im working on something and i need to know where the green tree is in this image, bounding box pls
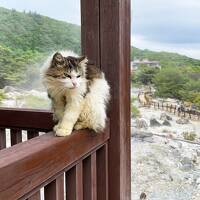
[134,66,160,85]
[153,68,188,99]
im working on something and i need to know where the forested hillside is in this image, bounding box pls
[0,7,80,87]
[131,47,200,68]
[0,6,200,88]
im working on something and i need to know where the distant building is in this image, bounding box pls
[131,59,161,72]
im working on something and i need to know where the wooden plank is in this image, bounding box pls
[99,1,131,200]
[0,108,53,131]
[27,130,39,140]
[27,191,40,200]
[0,128,6,150]
[11,129,22,146]
[76,162,83,200]
[0,125,109,200]
[81,0,100,66]
[83,153,97,200]
[96,144,108,200]
[66,162,83,200]
[44,174,64,200]
[81,0,131,198]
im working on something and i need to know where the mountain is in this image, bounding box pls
[0,6,200,88]
[131,47,200,68]
[0,7,81,53]
[0,7,81,88]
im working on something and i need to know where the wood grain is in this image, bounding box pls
[81,0,131,199]
[0,127,109,200]
[0,128,6,150]
[44,174,64,200]
[66,162,83,200]
[0,108,53,131]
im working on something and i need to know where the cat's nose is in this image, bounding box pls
[72,82,77,87]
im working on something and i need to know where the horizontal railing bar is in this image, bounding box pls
[21,141,107,200]
[0,108,53,131]
[0,123,109,200]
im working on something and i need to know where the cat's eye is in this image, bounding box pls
[77,75,81,78]
[64,74,71,78]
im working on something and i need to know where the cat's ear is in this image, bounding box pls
[77,56,88,66]
[52,52,64,65]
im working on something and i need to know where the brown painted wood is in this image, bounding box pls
[66,167,77,200]
[0,128,6,150]
[81,0,100,66]
[81,0,131,199]
[27,130,39,140]
[66,162,83,200]
[0,126,109,200]
[83,153,97,200]
[27,191,40,200]
[97,143,108,200]
[44,174,64,200]
[100,1,131,199]
[76,162,83,200]
[11,129,22,146]
[0,108,53,131]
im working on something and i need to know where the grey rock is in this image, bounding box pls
[160,113,172,121]
[176,118,189,125]
[180,157,194,171]
[162,120,171,126]
[135,118,148,129]
[168,141,182,149]
[3,86,24,93]
[132,131,153,139]
[150,118,161,127]
[196,178,200,185]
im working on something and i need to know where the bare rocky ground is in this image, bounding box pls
[131,106,200,200]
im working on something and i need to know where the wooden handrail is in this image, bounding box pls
[0,125,109,200]
[0,108,53,131]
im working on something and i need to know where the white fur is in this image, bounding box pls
[42,52,110,136]
[76,77,110,132]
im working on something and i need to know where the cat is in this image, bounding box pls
[42,52,110,137]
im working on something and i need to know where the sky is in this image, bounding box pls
[1,0,200,59]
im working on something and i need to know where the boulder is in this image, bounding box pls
[160,113,172,121]
[176,118,189,125]
[162,120,171,126]
[131,131,153,139]
[150,118,161,127]
[168,141,182,149]
[3,86,24,93]
[135,118,148,129]
[180,157,194,171]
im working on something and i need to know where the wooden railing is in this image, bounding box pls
[0,108,110,200]
[140,101,200,121]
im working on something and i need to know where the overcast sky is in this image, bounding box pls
[1,0,200,59]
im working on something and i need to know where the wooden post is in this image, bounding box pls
[81,0,131,199]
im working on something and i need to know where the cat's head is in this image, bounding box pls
[46,52,88,89]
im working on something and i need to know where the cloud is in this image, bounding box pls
[1,0,200,58]
[132,0,200,44]
[0,0,81,25]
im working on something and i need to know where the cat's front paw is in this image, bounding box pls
[55,127,72,137]
[53,124,59,132]
[74,122,87,130]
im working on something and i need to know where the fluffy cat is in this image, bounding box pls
[42,52,110,136]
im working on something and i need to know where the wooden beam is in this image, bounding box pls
[100,1,131,199]
[44,174,64,200]
[81,0,131,199]
[0,108,53,131]
[81,0,100,66]
[0,127,109,200]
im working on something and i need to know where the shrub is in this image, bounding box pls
[182,131,197,141]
